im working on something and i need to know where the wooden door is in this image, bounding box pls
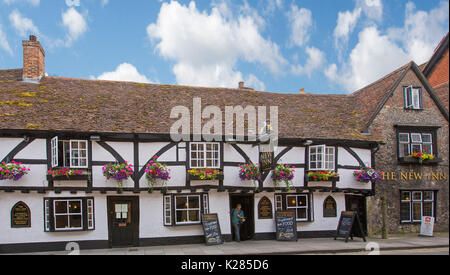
[107,197,139,248]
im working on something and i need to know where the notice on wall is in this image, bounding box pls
[11,201,31,228]
[420,217,435,237]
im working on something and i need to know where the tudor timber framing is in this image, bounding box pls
[0,129,377,195]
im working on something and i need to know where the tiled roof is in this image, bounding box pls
[0,74,374,141]
[433,82,449,112]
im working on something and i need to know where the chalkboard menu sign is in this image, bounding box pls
[275,210,297,242]
[11,201,31,228]
[258,197,273,219]
[334,211,366,243]
[202,214,224,246]
[259,151,274,172]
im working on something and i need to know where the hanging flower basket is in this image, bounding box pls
[47,168,90,181]
[0,161,30,181]
[187,169,224,181]
[145,156,171,193]
[102,162,134,192]
[353,167,384,184]
[239,163,261,190]
[272,164,295,190]
[307,171,340,182]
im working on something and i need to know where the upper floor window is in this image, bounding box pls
[190,142,220,169]
[398,132,434,158]
[309,145,335,171]
[51,137,88,168]
[404,86,423,110]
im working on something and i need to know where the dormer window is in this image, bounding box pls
[404,86,423,110]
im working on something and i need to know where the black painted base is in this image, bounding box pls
[0,230,337,254]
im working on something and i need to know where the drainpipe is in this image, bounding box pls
[381,197,388,239]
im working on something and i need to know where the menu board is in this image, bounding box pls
[11,201,31,228]
[275,210,297,242]
[258,197,273,219]
[202,214,224,246]
[334,211,366,243]
[420,217,435,237]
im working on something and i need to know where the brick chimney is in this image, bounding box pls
[300,88,305,94]
[22,35,45,81]
[239,81,245,89]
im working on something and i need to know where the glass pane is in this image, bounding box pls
[423,191,433,201]
[55,215,68,229]
[71,159,79,167]
[188,196,199,209]
[411,144,422,153]
[80,159,87,167]
[55,201,68,214]
[176,197,188,209]
[423,202,433,217]
[422,144,433,155]
[287,196,296,207]
[422,134,432,143]
[176,210,188,223]
[191,144,197,151]
[69,215,82,228]
[401,192,411,201]
[297,208,307,220]
[297,196,307,207]
[80,142,87,149]
[206,144,212,150]
[72,150,79,158]
[399,133,409,143]
[411,133,422,143]
[80,150,87,158]
[412,202,422,221]
[189,210,200,222]
[206,159,213,167]
[413,192,422,201]
[69,201,81,214]
[400,202,411,221]
[71,142,78,149]
[399,144,410,157]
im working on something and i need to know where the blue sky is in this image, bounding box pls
[0,0,448,94]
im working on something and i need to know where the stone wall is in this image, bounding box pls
[367,69,449,236]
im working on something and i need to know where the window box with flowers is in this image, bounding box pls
[47,168,90,181]
[307,171,340,182]
[102,162,134,192]
[238,163,261,190]
[187,169,224,181]
[271,164,295,190]
[399,151,441,165]
[0,161,30,181]
[353,167,384,184]
[145,156,171,193]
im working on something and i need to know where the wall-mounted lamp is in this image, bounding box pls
[303,140,313,146]
[23,135,30,142]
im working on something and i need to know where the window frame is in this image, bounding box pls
[275,193,312,222]
[309,145,335,171]
[163,193,210,226]
[44,197,95,232]
[189,142,221,169]
[404,86,423,110]
[286,194,309,222]
[397,128,438,159]
[400,190,436,224]
[53,199,83,231]
[51,137,89,169]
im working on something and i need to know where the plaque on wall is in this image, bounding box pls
[11,201,31,228]
[259,151,274,172]
[258,196,273,219]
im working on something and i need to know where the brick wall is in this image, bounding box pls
[428,49,449,88]
[367,69,449,235]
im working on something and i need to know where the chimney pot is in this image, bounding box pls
[300,88,305,94]
[29,35,36,41]
[239,81,245,89]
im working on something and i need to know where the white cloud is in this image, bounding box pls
[0,24,13,55]
[101,0,108,6]
[65,0,80,7]
[263,0,283,15]
[9,9,39,37]
[286,4,313,47]
[356,0,383,21]
[326,1,449,93]
[291,46,326,78]
[95,63,152,83]
[62,7,87,46]
[147,1,286,89]
[2,0,40,6]
[333,8,362,55]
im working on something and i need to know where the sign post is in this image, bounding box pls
[334,211,366,243]
[420,216,435,237]
[275,210,298,242]
[201,214,224,246]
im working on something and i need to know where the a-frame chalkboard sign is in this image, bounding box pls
[201,214,224,246]
[334,211,366,243]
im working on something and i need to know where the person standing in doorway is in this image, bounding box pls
[231,204,245,242]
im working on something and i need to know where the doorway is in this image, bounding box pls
[229,194,255,241]
[107,196,140,248]
[345,195,367,235]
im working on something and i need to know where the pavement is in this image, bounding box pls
[8,232,449,255]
